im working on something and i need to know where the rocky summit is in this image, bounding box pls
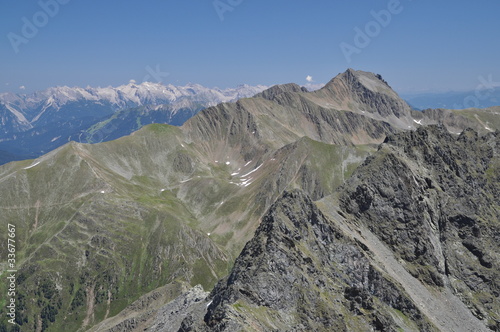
[0,70,499,332]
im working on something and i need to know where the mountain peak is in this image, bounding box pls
[309,69,412,127]
[255,83,308,100]
[324,69,394,96]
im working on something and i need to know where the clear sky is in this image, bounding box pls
[1,0,499,94]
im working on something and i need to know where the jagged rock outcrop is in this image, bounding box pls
[147,285,210,332]
[169,126,498,332]
[178,190,436,332]
[339,125,500,330]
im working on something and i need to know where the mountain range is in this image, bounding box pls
[0,69,498,331]
[2,78,499,167]
[0,82,268,164]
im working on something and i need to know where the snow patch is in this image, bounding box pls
[23,161,40,170]
[225,161,230,165]
[238,178,254,187]
[51,136,61,142]
[413,119,422,125]
[5,104,29,124]
[240,163,262,178]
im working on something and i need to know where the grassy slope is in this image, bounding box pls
[0,117,375,331]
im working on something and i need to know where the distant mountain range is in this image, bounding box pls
[0,82,268,164]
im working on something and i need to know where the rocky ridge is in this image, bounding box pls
[152,126,498,331]
[339,125,500,329]
[177,190,436,331]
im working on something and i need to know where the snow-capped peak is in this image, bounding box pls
[0,81,269,124]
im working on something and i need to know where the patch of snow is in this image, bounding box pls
[413,119,422,125]
[239,163,262,178]
[485,126,493,132]
[23,161,40,170]
[225,161,230,165]
[100,190,105,193]
[207,233,211,236]
[231,172,239,176]
[244,160,252,167]
[160,189,166,192]
[5,104,30,124]
[238,178,253,187]
[206,300,213,307]
[51,136,61,142]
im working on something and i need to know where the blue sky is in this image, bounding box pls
[1,0,499,94]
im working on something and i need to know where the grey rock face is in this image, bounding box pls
[339,125,500,329]
[179,190,435,331]
[147,285,209,332]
